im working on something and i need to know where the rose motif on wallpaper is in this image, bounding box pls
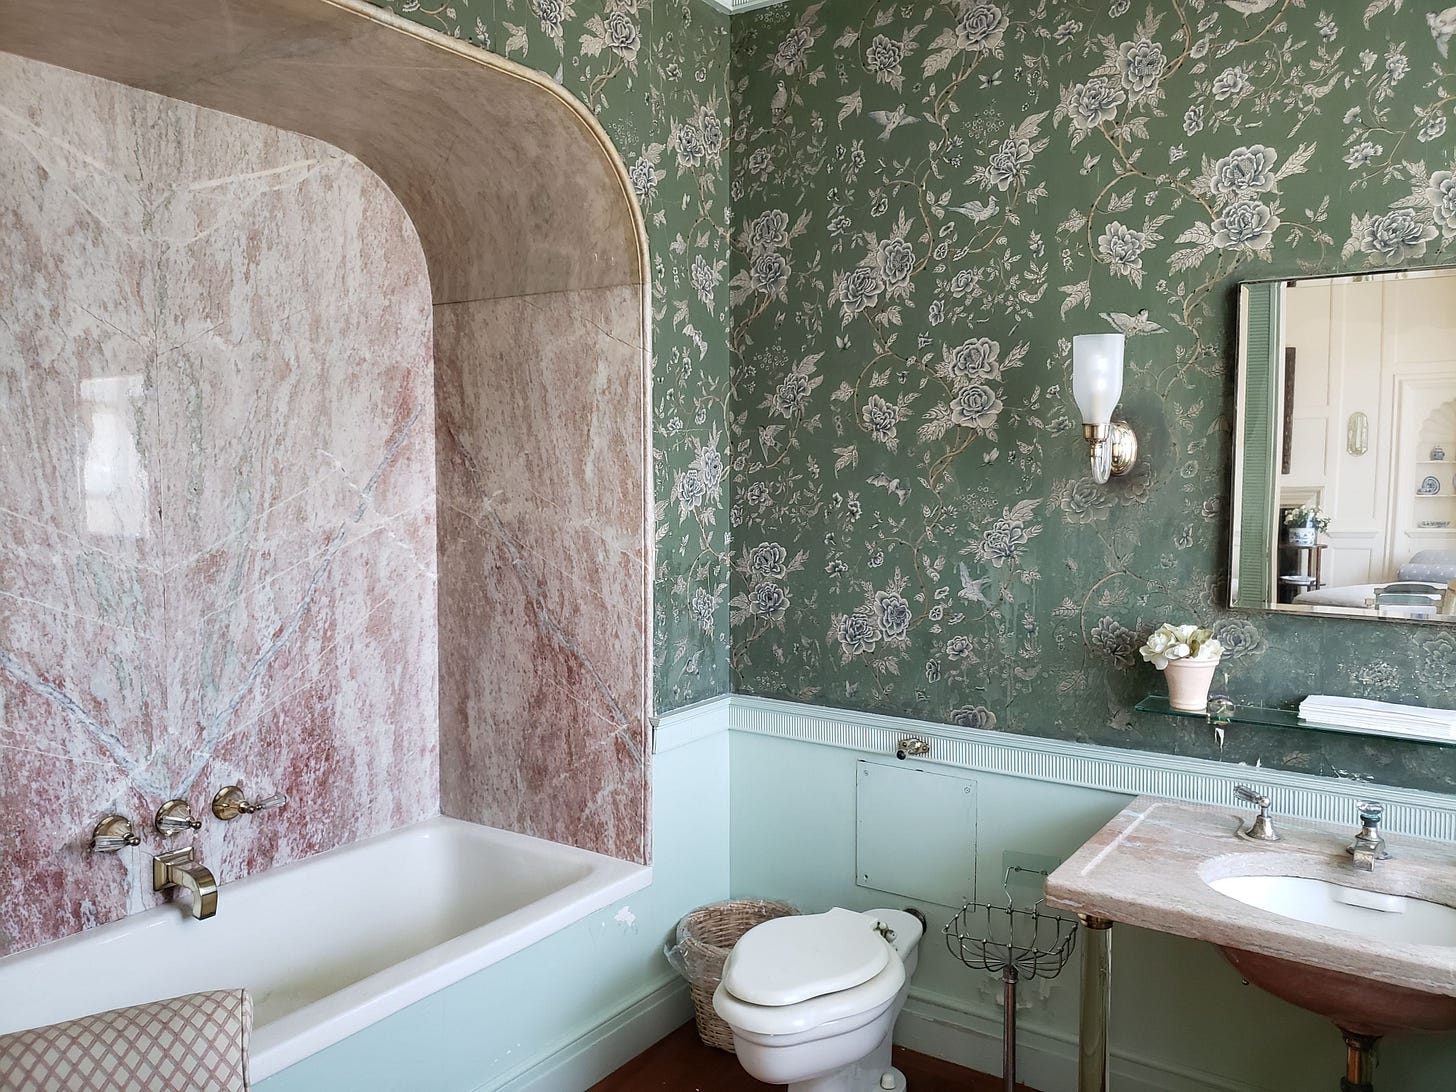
[1347,208,1439,263]
[1210,619,1269,662]
[1430,171,1456,233]
[1090,617,1140,668]
[747,542,790,581]
[1208,145,1278,198]
[1211,200,1280,251]
[838,263,887,318]
[1060,77,1126,135]
[529,0,569,39]
[764,357,824,418]
[950,706,998,730]
[943,338,1002,385]
[628,149,665,205]
[949,384,1003,431]
[1118,37,1166,96]
[1418,634,1456,691]
[968,501,1041,569]
[748,581,790,623]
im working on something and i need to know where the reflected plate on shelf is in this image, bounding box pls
[1419,475,1443,496]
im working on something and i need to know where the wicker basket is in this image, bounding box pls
[668,898,798,1052]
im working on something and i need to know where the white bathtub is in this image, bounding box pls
[0,818,650,1080]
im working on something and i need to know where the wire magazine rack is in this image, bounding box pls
[945,867,1079,1092]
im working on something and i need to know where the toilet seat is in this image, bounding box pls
[723,907,892,1006]
[712,957,906,1037]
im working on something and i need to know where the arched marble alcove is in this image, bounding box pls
[2,0,653,931]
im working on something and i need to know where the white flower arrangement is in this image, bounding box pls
[1139,623,1223,670]
[1283,504,1330,532]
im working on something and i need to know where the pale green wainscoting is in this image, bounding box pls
[257,704,730,1092]
[262,697,1456,1091]
[727,698,1456,1092]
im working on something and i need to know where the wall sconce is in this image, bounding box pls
[1072,333,1138,485]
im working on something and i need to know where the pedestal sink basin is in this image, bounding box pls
[1204,875,1456,1036]
[1206,875,1456,947]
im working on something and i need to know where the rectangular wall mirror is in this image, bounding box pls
[1231,267,1456,622]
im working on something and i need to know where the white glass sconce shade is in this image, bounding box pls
[1071,333,1136,485]
[1072,334,1125,426]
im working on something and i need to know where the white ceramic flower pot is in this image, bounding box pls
[1164,657,1220,712]
[1289,526,1317,547]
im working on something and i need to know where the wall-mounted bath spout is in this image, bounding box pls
[152,847,218,920]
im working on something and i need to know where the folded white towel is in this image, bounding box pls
[1299,695,1456,741]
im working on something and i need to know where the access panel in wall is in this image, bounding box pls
[855,761,976,909]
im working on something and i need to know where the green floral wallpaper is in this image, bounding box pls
[380,0,733,710]
[728,0,1456,791]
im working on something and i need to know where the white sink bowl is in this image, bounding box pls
[1207,875,1456,947]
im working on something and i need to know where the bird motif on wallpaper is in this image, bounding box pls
[868,474,910,504]
[1431,7,1456,57]
[949,196,1000,223]
[1099,309,1167,336]
[1222,0,1280,12]
[959,563,993,606]
[869,106,919,141]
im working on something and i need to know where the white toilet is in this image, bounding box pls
[711,907,924,1092]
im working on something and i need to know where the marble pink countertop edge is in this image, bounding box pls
[1045,795,1456,998]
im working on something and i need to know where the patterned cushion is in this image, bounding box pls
[1398,550,1456,584]
[0,990,251,1092]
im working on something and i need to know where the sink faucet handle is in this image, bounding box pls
[91,814,142,853]
[1233,784,1269,808]
[155,799,203,838]
[211,784,287,822]
[1233,784,1280,842]
[1357,800,1385,827]
[1347,800,1391,869]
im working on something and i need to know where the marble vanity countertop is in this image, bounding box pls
[1045,796,1456,998]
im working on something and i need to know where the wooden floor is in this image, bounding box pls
[591,1021,1034,1091]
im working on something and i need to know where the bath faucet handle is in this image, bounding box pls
[1233,784,1280,842]
[1347,800,1391,869]
[91,815,142,853]
[211,784,287,822]
[155,799,203,838]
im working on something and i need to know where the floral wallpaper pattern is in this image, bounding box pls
[377,0,733,710]
[729,0,1456,791]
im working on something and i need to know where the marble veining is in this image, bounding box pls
[0,53,438,956]
[436,284,651,865]
[1046,797,1456,999]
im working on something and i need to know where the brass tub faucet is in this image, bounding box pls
[153,845,218,920]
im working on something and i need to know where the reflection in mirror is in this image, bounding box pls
[1231,268,1456,622]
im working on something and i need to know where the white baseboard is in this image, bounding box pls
[898,988,1270,1092]
[480,974,1265,1092]
[482,977,692,1092]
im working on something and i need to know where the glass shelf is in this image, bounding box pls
[1134,695,1456,746]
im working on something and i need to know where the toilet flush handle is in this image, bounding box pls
[896,737,930,760]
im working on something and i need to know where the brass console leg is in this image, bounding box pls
[1338,1028,1379,1092]
[1078,916,1114,1092]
